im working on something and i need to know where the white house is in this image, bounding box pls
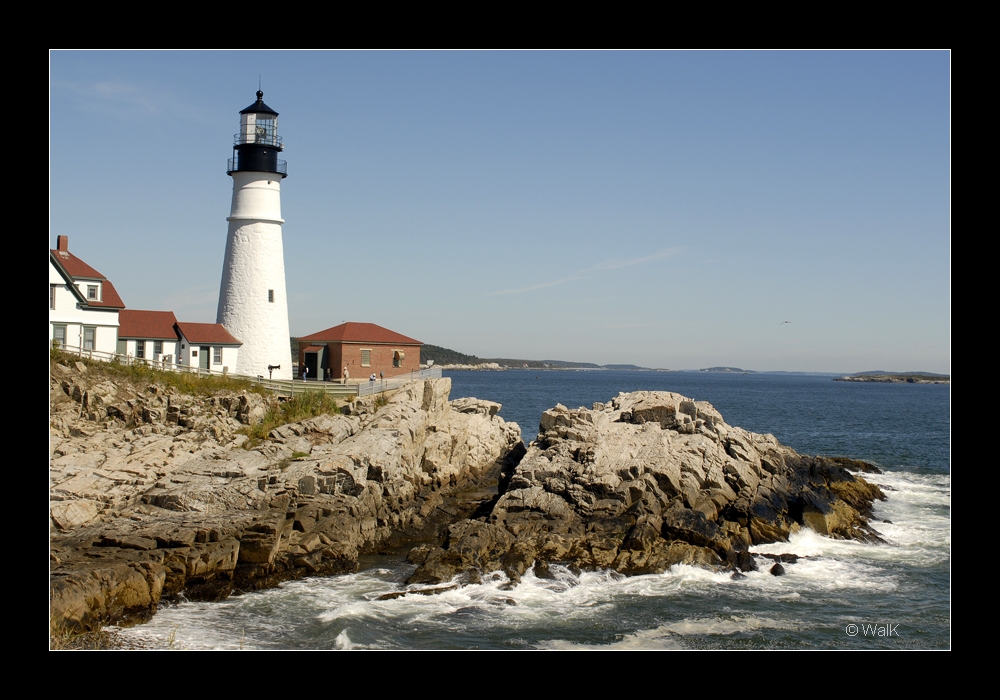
[175,322,242,374]
[49,236,125,356]
[117,309,181,366]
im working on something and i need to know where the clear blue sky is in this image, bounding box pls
[50,51,950,373]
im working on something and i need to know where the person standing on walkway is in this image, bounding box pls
[344,367,349,385]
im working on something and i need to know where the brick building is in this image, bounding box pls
[295,322,422,381]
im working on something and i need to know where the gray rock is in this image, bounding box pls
[50,370,522,632]
[410,391,885,584]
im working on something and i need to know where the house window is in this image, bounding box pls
[154,340,163,355]
[83,327,96,351]
[213,347,222,365]
[135,341,145,359]
[361,349,371,367]
[87,285,98,300]
[52,325,66,348]
[268,289,274,302]
[50,285,56,310]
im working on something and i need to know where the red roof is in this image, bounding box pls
[118,310,179,339]
[51,249,106,280]
[297,322,422,346]
[50,244,126,310]
[175,322,241,346]
[86,280,126,309]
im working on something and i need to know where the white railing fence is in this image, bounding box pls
[50,343,442,397]
[356,366,443,396]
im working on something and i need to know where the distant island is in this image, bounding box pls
[834,371,950,384]
[699,367,756,374]
[421,344,658,371]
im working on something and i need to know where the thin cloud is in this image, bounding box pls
[588,248,680,272]
[489,247,682,296]
[489,274,586,296]
[55,79,209,123]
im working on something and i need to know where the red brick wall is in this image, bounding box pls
[341,343,420,379]
[299,342,421,380]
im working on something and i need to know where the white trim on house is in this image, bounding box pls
[49,257,119,356]
[175,328,241,374]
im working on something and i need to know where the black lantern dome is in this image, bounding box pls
[227,90,287,178]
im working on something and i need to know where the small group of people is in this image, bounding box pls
[299,365,385,384]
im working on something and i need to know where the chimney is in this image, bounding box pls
[57,236,69,252]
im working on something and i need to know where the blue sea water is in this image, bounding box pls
[118,370,950,650]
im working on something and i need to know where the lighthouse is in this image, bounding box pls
[217,90,293,380]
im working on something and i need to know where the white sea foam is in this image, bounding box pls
[114,469,950,649]
[333,630,354,650]
[539,616,795,650]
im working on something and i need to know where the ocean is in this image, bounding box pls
[117,370,951,649]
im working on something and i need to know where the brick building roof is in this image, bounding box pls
[118,310,179,339]
[297,322,422,346]
[176,322,242,346]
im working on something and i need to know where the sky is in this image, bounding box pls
[49,51,950,373]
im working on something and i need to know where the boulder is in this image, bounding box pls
[410,391,885,583]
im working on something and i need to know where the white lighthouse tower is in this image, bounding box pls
[217,90,293,380]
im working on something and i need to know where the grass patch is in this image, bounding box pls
[51,348,268,398]
[239,391,340,447]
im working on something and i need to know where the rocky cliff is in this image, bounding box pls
[51,361,886,634]
[408,391,885,584]
[49,360,521,632]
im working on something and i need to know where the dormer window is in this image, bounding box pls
[87,285,98,300]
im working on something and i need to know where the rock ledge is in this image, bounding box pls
[409,391,885,584]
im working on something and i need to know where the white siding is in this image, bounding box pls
[175,330,239,373]
[217,172,292,380]
[122,338,181,366]
[220,345,240,374]
[50,261,118,355]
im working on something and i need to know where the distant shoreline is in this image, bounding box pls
[436,364,673,372]
[834,373,950,384]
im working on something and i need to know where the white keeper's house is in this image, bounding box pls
[51,236,243,372]
[116,310,181,365]
[49,236,125,356]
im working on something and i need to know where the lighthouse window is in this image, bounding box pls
[268,289,274,303]
[255,118,275,144]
